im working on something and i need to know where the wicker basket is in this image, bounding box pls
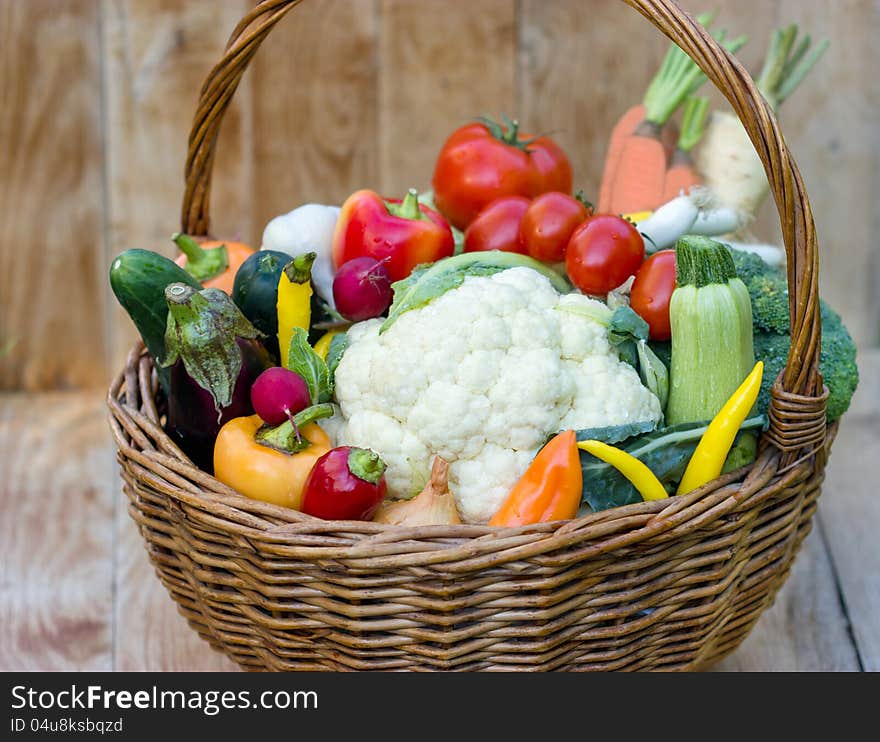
[107,0,833,671]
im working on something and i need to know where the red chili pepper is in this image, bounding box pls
[489,430,582,527]
[331,189,455,282]
[301,447,388,521]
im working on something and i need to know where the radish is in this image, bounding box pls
[332,257,393,322]
[250,367,311,425]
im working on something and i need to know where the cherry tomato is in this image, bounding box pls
[463,196,531,254]
[432,118,572,230]
[520,192,591,262]
[630,250,676,341]
[565,215,645,295]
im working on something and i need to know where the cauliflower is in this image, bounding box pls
[332,268,662,523]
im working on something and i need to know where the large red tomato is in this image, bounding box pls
[630,250,676,341]
[565,215,645,296]
[432,117,573,230]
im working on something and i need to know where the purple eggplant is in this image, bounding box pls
[162,283,272,472]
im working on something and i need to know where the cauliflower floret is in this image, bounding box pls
[332,268,662,523]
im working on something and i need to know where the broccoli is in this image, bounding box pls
[649,250,859,422]
[730,251,792,334]
[752,304,859,422]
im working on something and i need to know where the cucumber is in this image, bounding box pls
[231,249,291,361]
[109,248,201,392]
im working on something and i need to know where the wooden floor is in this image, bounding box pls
[2,351,876,672]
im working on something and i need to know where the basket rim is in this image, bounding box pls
[108,343,833,568]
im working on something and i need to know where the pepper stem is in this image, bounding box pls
[254,403,334,454]
[385,189,423,221]
[282,252,317,285]
[172,232,229,282]
[347,447,387,484]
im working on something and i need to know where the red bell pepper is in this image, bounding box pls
[331,189,455,282]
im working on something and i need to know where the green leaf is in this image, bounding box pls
[637,340,669,412]
[286,327,331,404]
[380,252,571,333]
[579,415,766,512]
[326,332,350,388]
[607,306,649,368]
[575,419,657,445]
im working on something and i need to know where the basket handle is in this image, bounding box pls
[181,0,826,453]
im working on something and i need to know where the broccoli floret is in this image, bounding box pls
[730,250,791,334]
[753,304,859,422]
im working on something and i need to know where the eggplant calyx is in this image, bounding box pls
[255,403,334,454]
[173,232,229,282]
[162,283,262,413]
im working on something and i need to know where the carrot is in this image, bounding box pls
[597,104,645,213]
[598,109,679,213]
[607,24,747,215]
[662,96,708,202]
[608,123,668,215]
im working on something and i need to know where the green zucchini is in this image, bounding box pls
[109,248,201,393]
[231,249,290,360]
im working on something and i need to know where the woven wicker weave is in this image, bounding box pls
[108,0,833,671]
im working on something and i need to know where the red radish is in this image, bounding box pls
[333,257,393,322]
[301,447,388,521]
[250,366,311,425]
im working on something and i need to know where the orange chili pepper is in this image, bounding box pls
[489,430,582,527]
[173,232,254,295]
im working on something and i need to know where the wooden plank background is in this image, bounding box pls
[1,0,877,671]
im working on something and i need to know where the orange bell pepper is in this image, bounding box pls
[173,232,254,295]
[213,409,332,510]
[489,430,582,527]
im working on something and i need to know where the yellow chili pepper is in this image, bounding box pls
[577,440,668,502]
[677,361,764,495]
[313,329,343,361]
[277,252,315,367]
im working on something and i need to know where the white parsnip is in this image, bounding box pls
[696,25,828,220]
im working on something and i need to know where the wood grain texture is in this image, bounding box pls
[0,0,108,391]
[518,0,669,200]
[773,0,880,348]
[378,0,516,195]
[249,0,379,238]
[0,393,113,671]
[102,0,253,375]
[114,496,239,671]
[704,1,879,347]
[818,348,880,670]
